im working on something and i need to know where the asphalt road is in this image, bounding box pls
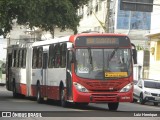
[0,85,160,120]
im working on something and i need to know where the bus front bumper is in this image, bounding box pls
[73,90,133,103]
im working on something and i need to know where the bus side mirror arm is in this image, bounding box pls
[131,43,137,64]
[69,50,75,63]
[132,49,137,64]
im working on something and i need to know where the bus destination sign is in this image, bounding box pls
[86,37,119,45]
[75,36,130,47]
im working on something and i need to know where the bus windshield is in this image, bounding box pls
[75,48,132,80]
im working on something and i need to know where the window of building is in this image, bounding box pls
[95,4,98,12]
[117,0,151,30]
[99,0,102,11]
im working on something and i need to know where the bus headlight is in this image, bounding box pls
[73,82,89,92]
[120,83,132,92]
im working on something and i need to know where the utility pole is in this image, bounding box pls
[105,0,110,33]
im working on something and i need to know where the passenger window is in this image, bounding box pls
[32,47,37,69]
[61,43,67,68]
[18,49,23,68]
[55,44,61,68]
[37,47,43,68]
[22,49,27,68]
[12,50,17,67]
[48,44,56,68]
[16,50,20,67]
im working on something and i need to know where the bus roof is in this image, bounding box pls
[23,33,130,47]
[32,36,71,47]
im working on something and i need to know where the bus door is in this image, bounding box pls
[6,53,12,90]
[42,52,48,100]
[66,50,73,100]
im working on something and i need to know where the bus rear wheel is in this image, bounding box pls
[36,85,43,103]
[108,102,119,111]
[13,83,20,98]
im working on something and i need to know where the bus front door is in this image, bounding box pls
[6,53,12,90]
[66,50,73,100]
[42,52,48,100]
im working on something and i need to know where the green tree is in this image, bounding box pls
[0,0,89,37]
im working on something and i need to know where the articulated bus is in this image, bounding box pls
[6,33,137,110]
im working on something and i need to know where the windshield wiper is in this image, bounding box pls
[108,47,119,61]
[88,48,92,65]
[88,48,93,71]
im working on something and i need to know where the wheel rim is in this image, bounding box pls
[37,89,40,101]
[13,85,16,95]
[61,89,64,105]
[140,94,143,104]
[13,86,16,93]
[37,86,41,102]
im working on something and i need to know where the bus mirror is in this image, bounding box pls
[132,49,137,64]
[131,43,137,64]
[69,50,75,63]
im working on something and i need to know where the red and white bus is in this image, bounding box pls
[6,33,137,110]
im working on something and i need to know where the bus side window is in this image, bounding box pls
[55,44,61,68]
[18,49,23,68]
[16,50,20,68]
[48,44,55,68]
[61,43,67,68]
[13,50,17,67]
[22,49,27,68]
[37,47,43,68]
[131,43,137,64]
[32,47,37,69]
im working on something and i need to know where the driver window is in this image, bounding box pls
[76,49,89,73]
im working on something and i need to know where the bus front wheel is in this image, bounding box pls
[108,102,119,111]
[75,102,89,107]
[60,87,67,107]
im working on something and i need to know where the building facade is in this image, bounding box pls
[146,0,160,80]
[7,20,74,46]
[77,0,151,48]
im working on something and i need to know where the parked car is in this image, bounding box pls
[133,79,160,106]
